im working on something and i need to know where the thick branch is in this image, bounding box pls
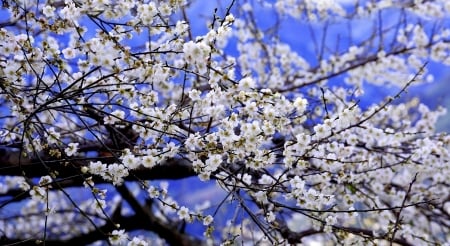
[0,148,196,183]
[276,219,414,246]
[115,185,204,246]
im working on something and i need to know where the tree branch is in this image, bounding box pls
[115,185,204,246]
[0,148,196,182]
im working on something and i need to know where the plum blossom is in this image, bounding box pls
[177,206,192,221]
[46,127,60,145]
[64,142,79,156]
[128,237,148,246]
[62,47,77,59]
[109,229,128,245]
[147,186,160,199]
[42,5,55,18]
[183,41,211,74]
[203,215,214,226]
[104,110,125,125]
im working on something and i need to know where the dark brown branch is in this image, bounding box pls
[0,148,196,181]
[115,185,204,246]
[276,219,414,246]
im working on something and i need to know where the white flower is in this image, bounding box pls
[258,174,274,185]
[290,176,305,190]
[293,97,308,114]
[174,21,189,36]
[46,127,60,145]
[39,176,52,186]
[203,215,214,226]
[313,123,331,140]
[42,5,55,18]
[325,215,337,225]
[324,215,337,233]
[188,89,201,101]
[225,14,234,24]
[204,154,222,172]
[266,212,276,223]
[147,186,160,198]
[177,206,191,221]
[65,142,79,156]
[142,155,157,168]
[104,110,125,125]
[121,153,139,170]
[62,47,77,59]
[89,161,107,175]
[183,41,211,73]
[158,3,172,16]
[127,237,148,246]
[238,77,255,91]
[107,163,129,185]
[241,173,252,185]
[254,191,268,204]
[30,186,46,201]
[198,172,211,181]
[109,229,128,245]
[137,2,158,25]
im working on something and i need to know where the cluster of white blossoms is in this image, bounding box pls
[0,0,449,245]
[274,0,346,20]
[183,41,212,75]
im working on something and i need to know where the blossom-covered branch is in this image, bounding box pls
[0,0,449,245]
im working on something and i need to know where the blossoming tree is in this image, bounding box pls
[0,0,449,245]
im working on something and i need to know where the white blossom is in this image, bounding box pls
[42,5,56,18]
[203,215,214,226]
[64,142,79,156]
[109,229,128,245]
